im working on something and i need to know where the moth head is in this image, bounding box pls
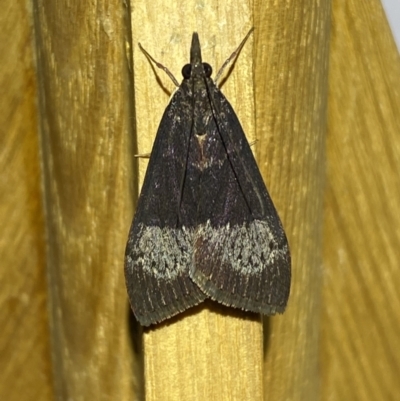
[181,63,213,79]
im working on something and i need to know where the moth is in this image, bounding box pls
[125,30,291,326]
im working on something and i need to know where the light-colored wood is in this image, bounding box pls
[322,0,400,400]
[8,0,400,399]
[0,1,53,400]
[34,0,138,400]
[130,2,266,400]
[144,307,263,401]
[131,2,256,185]
[254,1,330,400]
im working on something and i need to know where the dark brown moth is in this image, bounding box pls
[125,31,291,326]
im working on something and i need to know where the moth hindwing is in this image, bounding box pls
[125,31,291,326]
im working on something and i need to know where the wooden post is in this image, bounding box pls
[131,5,264,400]
[322,0,400,399]
[33,0,137,399]
[254,1,330,399]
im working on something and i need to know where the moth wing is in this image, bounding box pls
[125,89,206,327]
[191,85,291,315]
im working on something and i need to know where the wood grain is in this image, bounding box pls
[0,1,53,400]
[34,0,138,400]
[254,1,330,400]
[3,0,398,399]
[322,0,400,400]
[130,2,265,400]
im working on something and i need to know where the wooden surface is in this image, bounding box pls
[0,1,53,400]
[33,0,138,400]
[254,1,330,399]
[130,3,265,400]
[322,0,400,400]
[1,0,399,400]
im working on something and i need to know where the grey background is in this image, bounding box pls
[381,0,400,52]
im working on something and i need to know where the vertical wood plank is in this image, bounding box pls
[130,2,265,400]
[34,0,138,399]
[322,0,400,399]
[0,0,53,399]
[254,1,331,400]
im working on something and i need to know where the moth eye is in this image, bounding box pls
[203,63,212,77]
[182,64,192,79]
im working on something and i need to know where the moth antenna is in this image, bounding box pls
[214,28,254,84]
[138,43,180,87]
